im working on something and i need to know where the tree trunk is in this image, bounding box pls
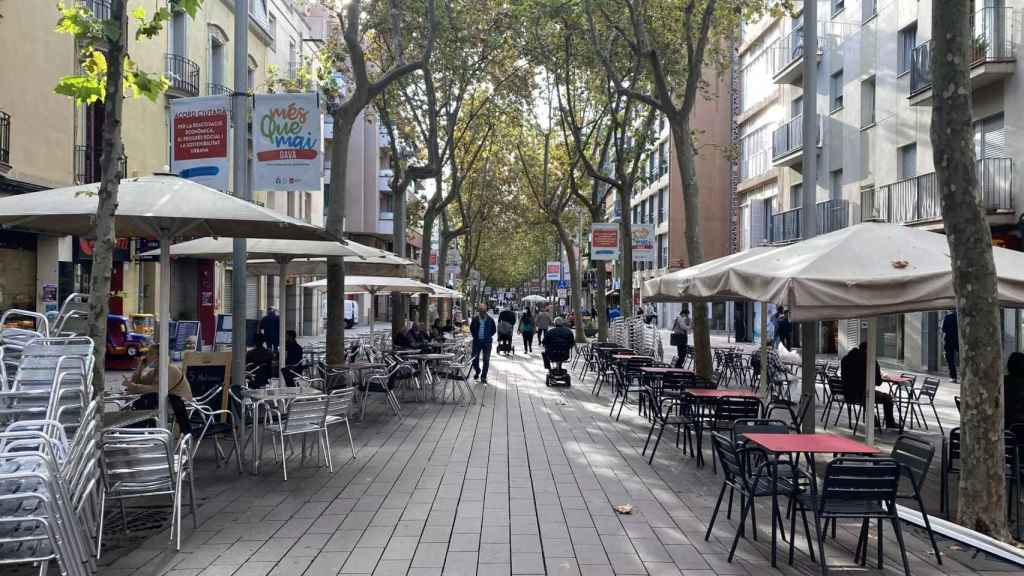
[87,0,127,394]
[325,108,358,365]
[418,199,437,326]
[595,260,608,341]
[617,187,633,317]
[932,0,1007,538]
[671,120,712,379]
[391,174,408,338]
[555,223,585,342]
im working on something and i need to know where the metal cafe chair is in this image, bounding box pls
[324,388,357,465]
[884,435,942,563]
[98,428,196,555]
[264,395,330,481]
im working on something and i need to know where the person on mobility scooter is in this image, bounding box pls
[542,317,575,387]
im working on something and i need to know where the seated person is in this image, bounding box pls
[840,342,897,428]
[430,318,445,341]
[543,317,576,370]
[1005,352,1024,427]
[123,349,193,435]
[283,330,304,387]
[394,323,416,349]
[408,323,430,347]
[245,335,275,388]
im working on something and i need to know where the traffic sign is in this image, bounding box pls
[557,288,567,298]
[557,280,568,289]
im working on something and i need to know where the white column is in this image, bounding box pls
[760,301,769,398]
[278,259,289,379]
[158,233,171,428]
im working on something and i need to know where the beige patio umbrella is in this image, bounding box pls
[302,275,435,336]
[427,283,463,299]
[143,237,413,376]
[0,175,329,425]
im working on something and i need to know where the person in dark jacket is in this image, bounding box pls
[470,304,497,383]
[394,323,415,349]
[283,330,303,386]
[245,335,275,388]
[942,311,959,381]
[543,317,576,370]
[777,309,793,350]
[841,342,897,428]
[258,308,281,352]
[1005,352,1024,427]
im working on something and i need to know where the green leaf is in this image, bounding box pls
[173,0,203,19]
[136,7,172,40]
[55,2,103,45]
[55,74,106,104]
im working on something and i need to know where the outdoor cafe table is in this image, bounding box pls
[406,353,456,402]
[684,388,763,467]
[328,362,385,391]
[242,385,322,474]
[742,433,881,567]
[883,373,916,432]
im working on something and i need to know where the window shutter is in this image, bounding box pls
[749,199,766,247]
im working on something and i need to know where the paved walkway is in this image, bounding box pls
[96,349,1016,576]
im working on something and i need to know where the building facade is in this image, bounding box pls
[735,0,1023,369]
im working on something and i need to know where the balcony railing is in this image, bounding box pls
[770,199,850,243]
[863,157,1013,224]
[910,7,1015,96]
[74,145,127,184]
[0,111,9,168]
[772,115,820,161]
[165,53,200,97]
[207,83,232,96]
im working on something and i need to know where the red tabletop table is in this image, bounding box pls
[741,433,879,567]
[685,388,760,399]
[639,367,693,375]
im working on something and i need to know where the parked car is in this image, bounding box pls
[106,315,150,370]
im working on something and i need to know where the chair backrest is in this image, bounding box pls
[711,432,746,484]
[284,395,328,431]
[947,427,961,471]
[920,376,940,399]
[820,457,901,512]
[891,434,934,491]
[101,428,176,493]
[899,373,918,387]
[714,396,763,426]
[327,388,355,419]
[733,419,789,441]
[826,375,845,397]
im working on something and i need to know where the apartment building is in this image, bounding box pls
[735,0,1023,370]
[631,76,734,330]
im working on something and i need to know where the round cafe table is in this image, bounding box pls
[406,353,456,401]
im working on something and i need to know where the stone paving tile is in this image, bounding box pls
[96,352,1009,576]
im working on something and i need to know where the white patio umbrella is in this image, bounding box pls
[648,222,1024,444]
[144,237,413,376]
[0,175,328,426]
[302,275,435,335]
[427,283,463,299]
[522,294,549,304]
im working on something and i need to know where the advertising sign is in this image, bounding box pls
[631,224,655,262]
[590,223,619,260]
[545,261,562,281]
[170,95,230,191]
[253,93,322,191]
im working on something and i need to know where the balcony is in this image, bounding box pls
[207,83,232,96]
[0,111,9,172]
[771,114,821,168]
[862,158,1013,225]
[379,169,393,191]
[770,28,822,85]
[165,54,200,97]
[909,7,1016,105]
[770,199,850,243]
[74,145,127,184]
[80,0,112,19]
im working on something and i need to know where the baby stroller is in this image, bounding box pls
[496,320,515,355]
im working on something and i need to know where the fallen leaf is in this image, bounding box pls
[892,259,909,269]
[613,504,633,514]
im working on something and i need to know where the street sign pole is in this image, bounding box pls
[230,0,250,394]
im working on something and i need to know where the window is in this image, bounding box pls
[247,66,255,92]
[304,192,313,224]
[897,143,917,180]
[633,205,639,225]
[789,183,802,208]
[288,39,297,79]
[740,36,774,112]
[657,234,666,269]
[898,23,917,76]
[647,197,655,225]
[658,142,667,176]
[860,76,876,128]
[171,10,187,58]
[973,113,1007,159]
[831,0,844,16]
[790,96,802,118]
[862,0,877,22]
[829,169,843,201]
[830,70,844,111]
[657,188,665,224]
[268,13,277,43]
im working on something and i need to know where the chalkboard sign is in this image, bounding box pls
[172,321,201,360]
[183,351,232,415]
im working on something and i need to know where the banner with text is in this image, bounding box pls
[590,223,619,260]
[253,93,322,191]
[631,224,655,262]
[545,261,562,281]
[170,96,230,191]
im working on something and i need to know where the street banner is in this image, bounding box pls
[429,251,438,273]
[253,93,322,191]
[590,223,619,260]
[632,224,655,262]
[546,261,562,281]
[170,95,229,191]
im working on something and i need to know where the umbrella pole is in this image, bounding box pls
[158,233,171,428]
[370,289,376,340]
[760,302,769,399]
[278,259,289,384]
[865,317,878,446]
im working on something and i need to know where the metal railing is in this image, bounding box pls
[74,144,127,184]
[769,28,806,77]
[165,53,200,97]
[770,206,801,243]
[772,114,820,161]
[207,83,232,96]
[863,157,1013,223]
[0,111,9,167]
[910,7,1015,96]
[769,199,849,243]
[80,0,111,19]
[288,60,299,80]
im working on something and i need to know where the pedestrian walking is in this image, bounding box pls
[519,309,535,353]
[942,310,959,381]
[470,303,496,383]
[258,308,280,352]
[777,309,793,350]
[671,308,692,368]
[536,306,552,347]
